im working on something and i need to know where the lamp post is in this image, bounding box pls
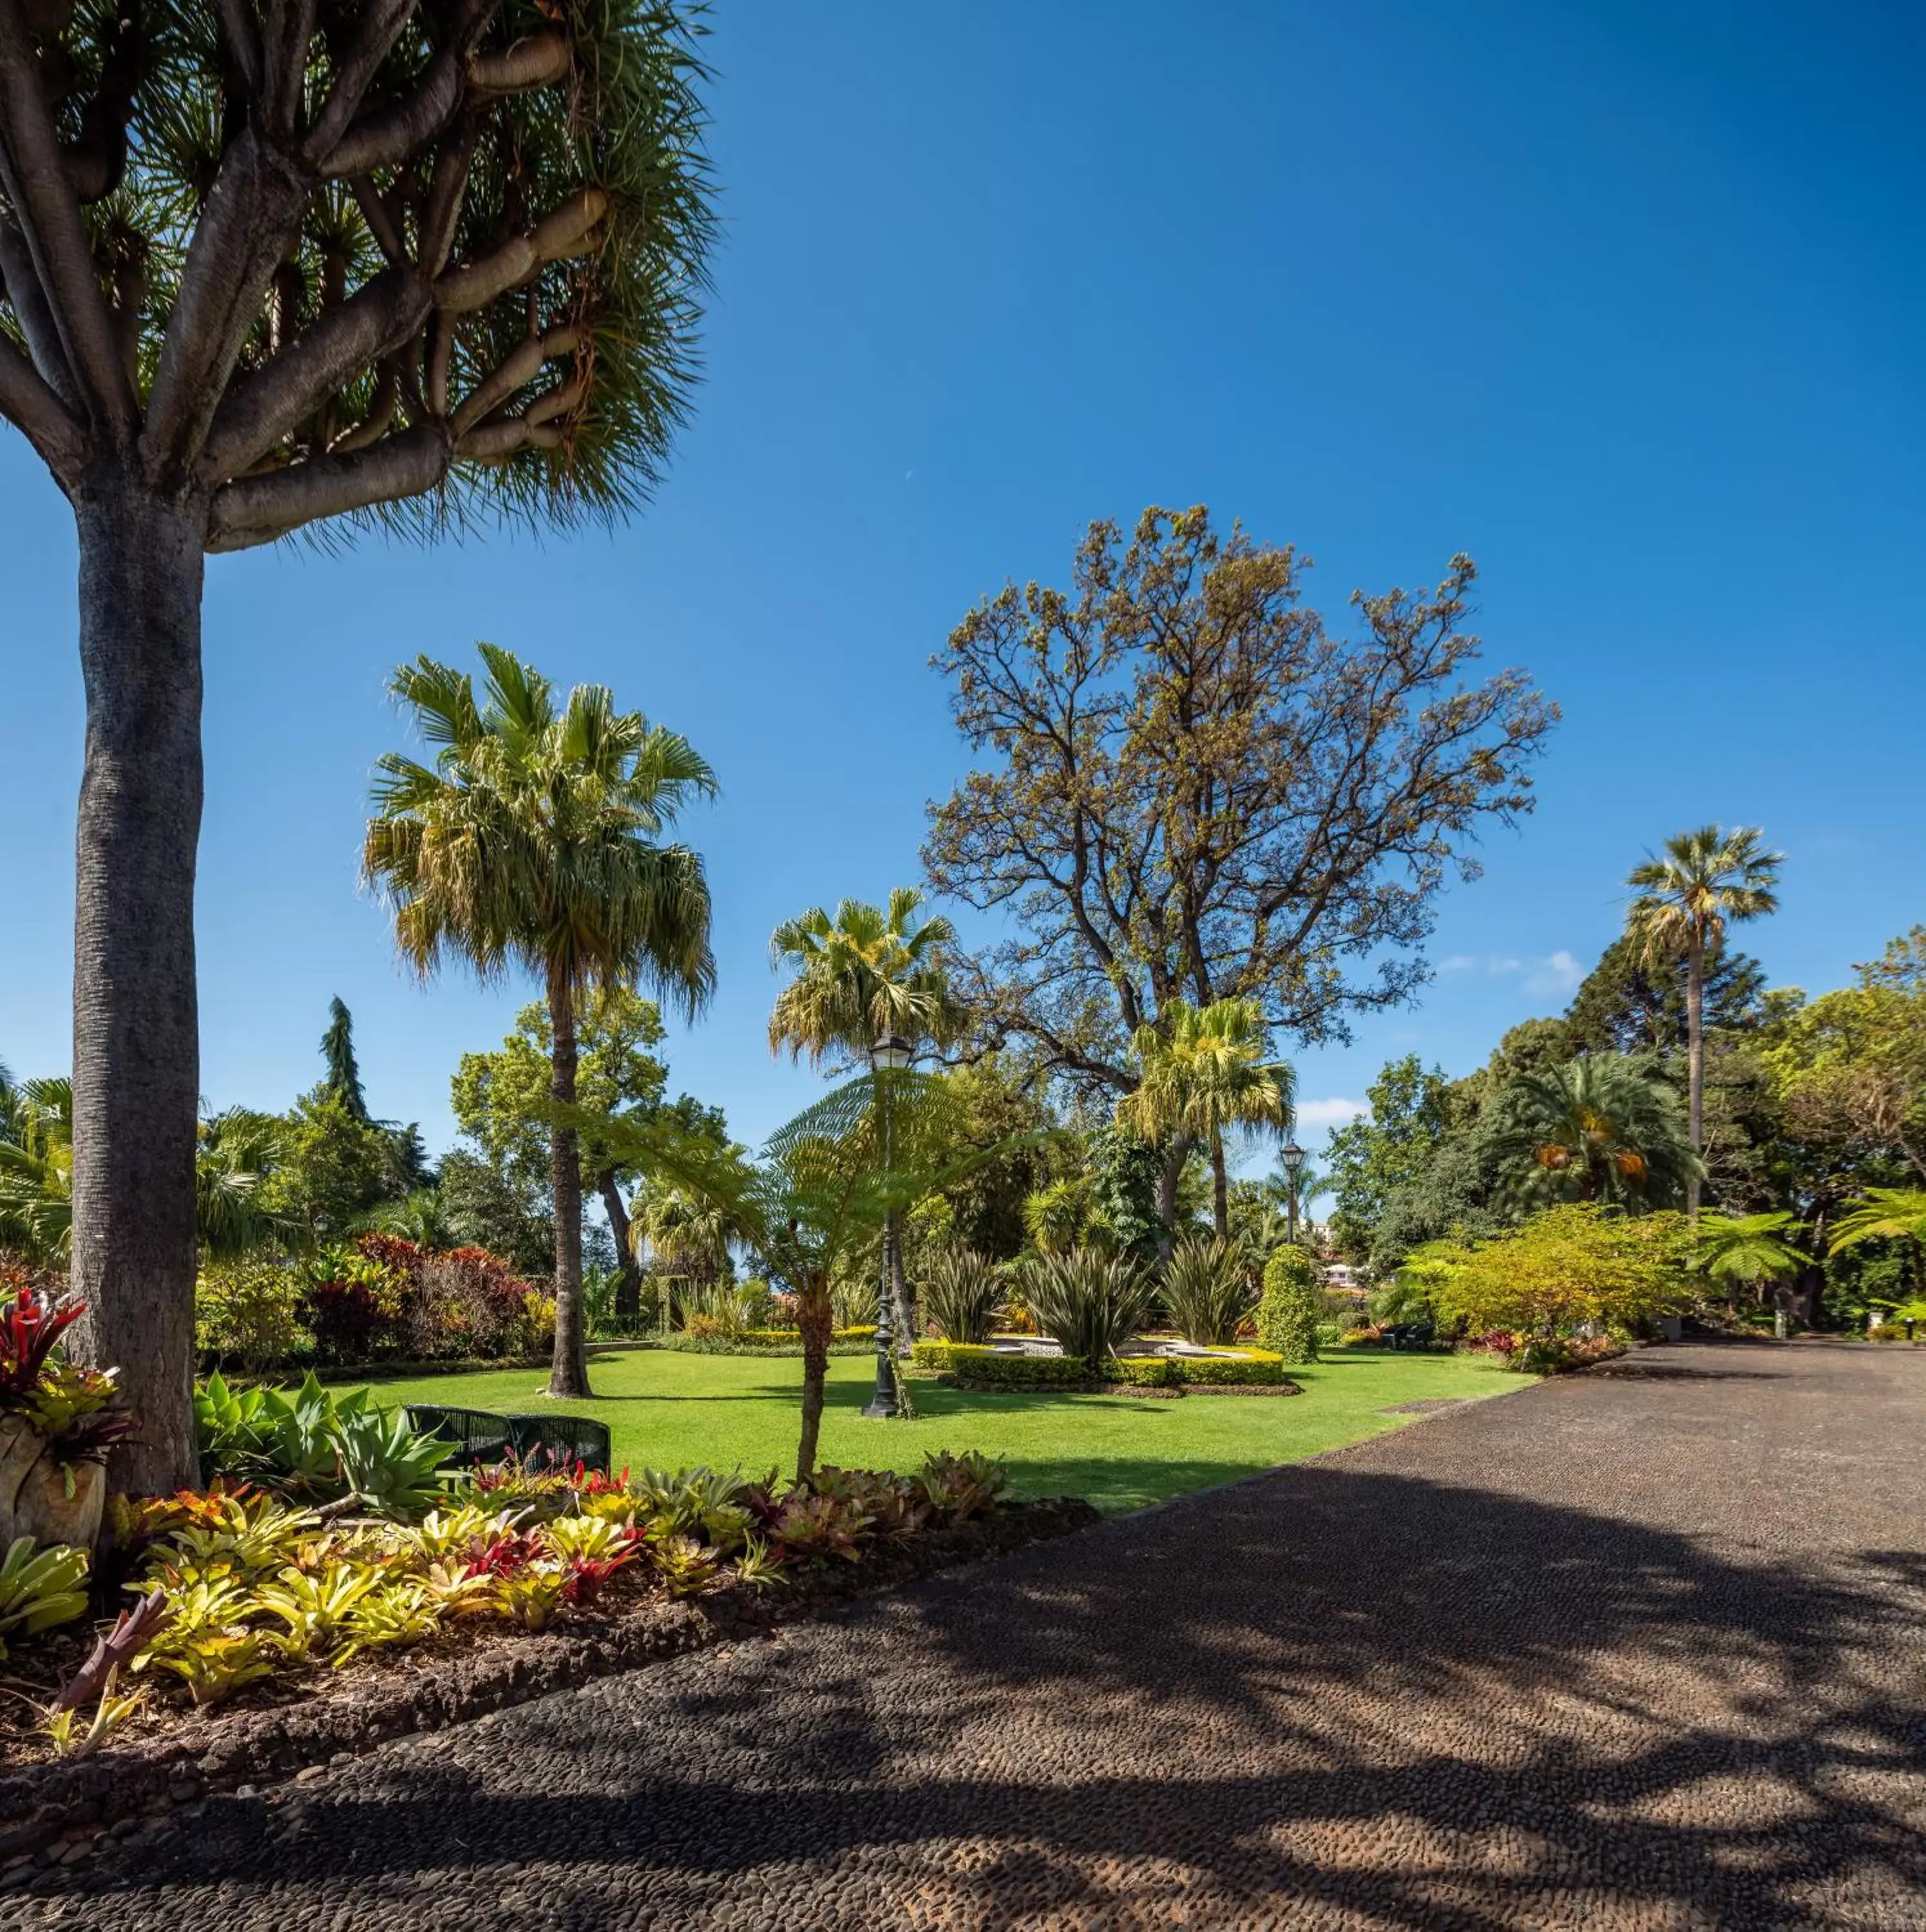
[1281,1141,1306,1249]
[863,1030,913,1419]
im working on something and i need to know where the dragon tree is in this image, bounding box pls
[0,0,714,1491]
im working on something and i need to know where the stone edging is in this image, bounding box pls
[0,1497,1099,1877]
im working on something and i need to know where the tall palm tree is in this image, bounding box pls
[768,889,967,1349]
[365,645,716,1397]
[1626,826,1782,1215]
[1118,998,1296,1242]
[1485,1055,1703,1209]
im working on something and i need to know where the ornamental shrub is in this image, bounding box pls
[908,1342,1089,1389]
[1023,1249,1157,1365]
[1172,1349,1288,1387]
[1103,1355,1180,1388]
[195,1258,310,1375]
[1257,1247,1322,1363]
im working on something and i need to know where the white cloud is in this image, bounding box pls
[1440,949,1581,996]
[1295,1095,1368,1133]
[1523,949,1583,996]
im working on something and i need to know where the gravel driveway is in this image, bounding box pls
[23,1341,1926,1929]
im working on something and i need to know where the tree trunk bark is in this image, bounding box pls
[66,475,207,1497]
[546,968,591,1396]
[1210,1130,1230,1240]
[1154,1142,1186,1264]
[795,1273,832,1482]
[886,1208,915,1352]
[1686,932,1704,1219]
[596,1170,642,1318]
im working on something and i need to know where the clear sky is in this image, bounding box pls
[2,1,1922,1171]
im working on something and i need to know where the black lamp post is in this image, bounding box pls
[1281,1140,1306,1248]
[863,1030,912,1419]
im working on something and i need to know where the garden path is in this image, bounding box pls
[26,1341,1926,1929]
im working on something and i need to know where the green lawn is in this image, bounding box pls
[344,1346,1524,1515]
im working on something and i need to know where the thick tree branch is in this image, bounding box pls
[468,32,570,94]
[450,322,578,431]
[0,211,80,408]
[0,327,84,483]
[216,0,262,95]
[207,421,450,549]
[198,264,432,480]
[0,1,135,427]
[303,0,422,165]
[258,0,318,132]
[322,41,464,177]
[142,125,311,477]
[434,188,605,312]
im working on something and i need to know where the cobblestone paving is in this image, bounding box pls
[23,1343,1926,1929]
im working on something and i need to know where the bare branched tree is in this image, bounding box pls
[0,0,714,1490]
[923,506,1558,1142]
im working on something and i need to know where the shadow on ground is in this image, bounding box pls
[50,1420,1926,1929]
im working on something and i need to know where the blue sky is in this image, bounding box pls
[3,1,1923,1171]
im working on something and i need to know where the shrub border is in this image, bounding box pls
[0,1497,1098,1881]
[908,1341,1299,1396]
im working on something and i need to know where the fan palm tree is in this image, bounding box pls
[0,1077,74,1263]
[1,1087,282,1265]
[364,645,716,1398]
[1118,998,1296,1244]
[1485,1055,1703,1209]
[1626,826,1782,1215]
[768,889,968,1350]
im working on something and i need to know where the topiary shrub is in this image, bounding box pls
[1101,1355,1180,1388]
[1257,1247,1322,1363]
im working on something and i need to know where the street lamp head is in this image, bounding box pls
[871,1032,913,1072]
[1281,1141,1306,1175]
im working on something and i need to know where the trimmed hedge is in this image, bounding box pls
[910,1341,1291,1390]
[1257,1247,1322,1362]
[909,1342,1091,1388]
[662,1327,878,1358]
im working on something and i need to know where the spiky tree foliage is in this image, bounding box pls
[918,1246,1002,1345]
[768,887,968,1351]
[1160,1233,1252,1347]
[0,0,714,1490]
[192,1105,287,1257]
[363,642,715,1398]
[319,997,368,1119]
[1022,1247,1157,1369]
[1117,996,1295,1244]
[1626,827,1782,1215]
[1483,1055,1704,1211]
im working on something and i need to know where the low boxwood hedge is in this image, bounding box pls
[910,1341,1290,1390]
[909,1341,1091,1388]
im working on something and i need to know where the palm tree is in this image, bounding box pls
[1485,1055,1703,1209]
[0,1078,74,1263]
[637,1184,738,1321]
[364,645,716,1398]
[768,889,967,1349]
[1626,826,1782,1215]
[1118,998,1295,1244]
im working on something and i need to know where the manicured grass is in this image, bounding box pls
[345,1345,1525,1515]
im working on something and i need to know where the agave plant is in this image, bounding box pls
[1160,1236,1255,1347]
[919,1248,1004,1345]
[1022,1249,1158,1368]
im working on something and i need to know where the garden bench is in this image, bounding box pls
[403,1404,613,1475]
[501,1412,613,1474]
[403,1404,514,1470]
[1379,1321,1436,1352]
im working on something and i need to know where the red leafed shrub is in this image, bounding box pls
[305,1278,402,1363]
[0,1283,82,1402]
[412,1246,534,1359]
[1473,1329,1521,1357]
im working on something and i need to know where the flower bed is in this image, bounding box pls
[0,1482,1096,1868]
